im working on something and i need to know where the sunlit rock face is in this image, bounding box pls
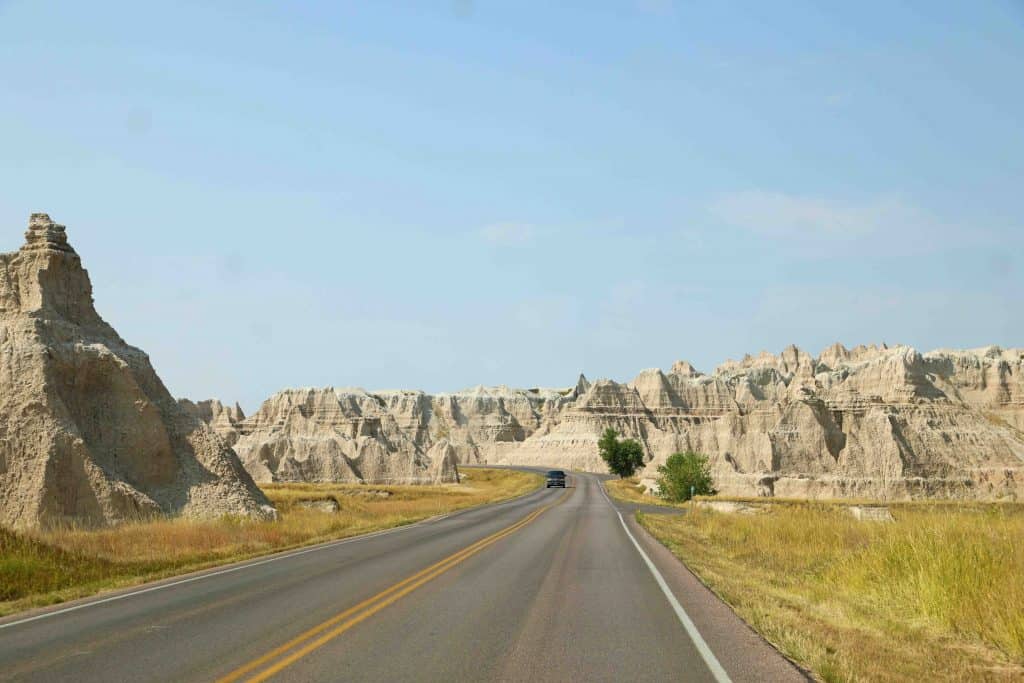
[213,383,582,485]
[178,399,246,447]
[489,344,1024,501]
[196,342,1024,500]
[227,387,464,484]
[192,337,1024,501]
[0,214,274,530]
[225,379,597,485]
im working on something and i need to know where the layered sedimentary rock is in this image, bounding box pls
[501,343,1024,501]
[178,399,246,447]
[230,388,460,484]
[195,343,1024,499]
[502,379,660,472]
[214,383,586,484]
[0,214,274,529]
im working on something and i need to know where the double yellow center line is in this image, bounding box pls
[217,488,571,683]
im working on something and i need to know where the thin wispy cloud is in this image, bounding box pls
[479,222,534,246]
[710,190,912,239]
[708,190,1021,258]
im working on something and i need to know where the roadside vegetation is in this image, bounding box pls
[605,477,666,506]
[655,451,716,502]
[598,428,645,478]
[640,504,1024,682]
[0,468,541,617]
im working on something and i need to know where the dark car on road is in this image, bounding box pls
[546,470,567,488]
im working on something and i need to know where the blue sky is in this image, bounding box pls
[1,1,1022,410]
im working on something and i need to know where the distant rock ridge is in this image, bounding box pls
[501,343,1024,500]
[178,399,246,447]
[0,214,274,529]
[197,343,1024,500]
[219,383,581,484]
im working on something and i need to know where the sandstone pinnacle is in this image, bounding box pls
[0,214,274,529]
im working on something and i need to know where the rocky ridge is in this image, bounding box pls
[0,214,274,529]
[178,398,246,447]
[222,382,586,484]
[501,343,1024,500]
[202,345,1024,500]
[228,387,461,484]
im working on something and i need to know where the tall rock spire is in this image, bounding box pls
[24,213,75,252]
[0,213,274,529]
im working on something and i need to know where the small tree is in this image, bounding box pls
[598,428,646,479]
[617,439,645,478]
[657,451,716,502]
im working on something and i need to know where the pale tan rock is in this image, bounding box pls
[924,346,1024,428]
[503,343,1024,501]
[297,499,340,513]
[0,214,274,529]
[694,500,767,515]
[178,399,245,447]
[426,439,461,484]
[230,387,461,484]
[847,505,894,522]
[191,341,1024,501]
[417,385,552,462]
[210,383,585,484]
[670,360,702,378]
[496,380,660,472]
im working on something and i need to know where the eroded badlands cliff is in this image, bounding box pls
[222,384,579,484]
[0,214,274,529]
[503,343,1024,500]
[203,345,1024,500]
[178,398,246,447]
[229,388,454,484]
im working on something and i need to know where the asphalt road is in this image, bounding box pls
[0,471,806,682]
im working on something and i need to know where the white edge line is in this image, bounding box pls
[597,479,732,683]
[0,486,548,632]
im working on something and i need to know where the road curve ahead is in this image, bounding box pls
[0,472,805,683]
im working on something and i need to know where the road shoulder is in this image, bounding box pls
[623,511,812,683]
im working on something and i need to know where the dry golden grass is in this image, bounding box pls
[641,504,1024,682]
[604,477,699,510]
[0,468,541,616]
[605,477,673,506]
[606,476,1023,512]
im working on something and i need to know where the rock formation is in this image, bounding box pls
[0,214,274,529]
[500,343,1023,501]
[200,344,1023,501]
[203,383,586,485]
[178,398,246,447]
[227,388,459,484]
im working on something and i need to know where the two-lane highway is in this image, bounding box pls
[0,472,805,682]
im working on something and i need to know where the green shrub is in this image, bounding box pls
[598,428,645,478]
[656,451,715,502]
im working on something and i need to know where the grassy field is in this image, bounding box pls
[638,503,1024,682]
[0,468,541,617]
[604,477,694,508]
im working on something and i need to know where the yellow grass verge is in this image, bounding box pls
[604,477,691,509]
[639,505,1024,682]
[605,477,1023,513]
[0,468,541,617]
